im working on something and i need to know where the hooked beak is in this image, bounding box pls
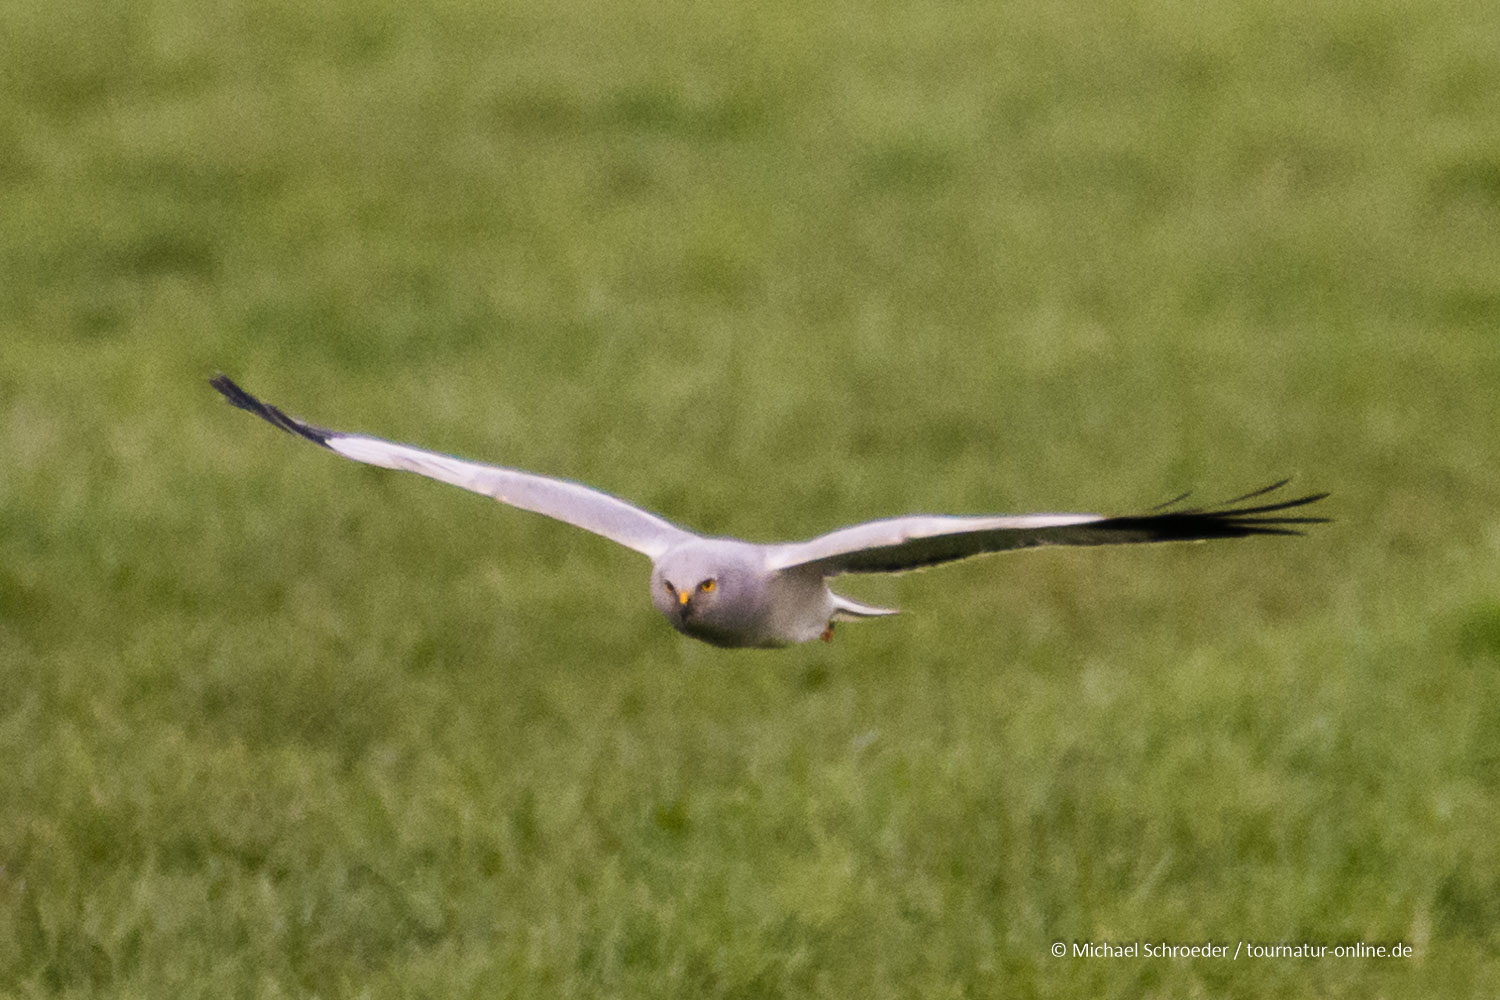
[678,590,692,606]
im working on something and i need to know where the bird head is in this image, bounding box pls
[651,548,725,621]
[649,542,764,643]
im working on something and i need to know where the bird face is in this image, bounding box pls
[649,543,770,645]
[661,575,718,619]
[653,569,750,647]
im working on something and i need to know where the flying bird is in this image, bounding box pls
[210,376,1328,648]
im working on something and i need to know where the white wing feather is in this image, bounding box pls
[767,513,1106,574]
[211,376,694,559]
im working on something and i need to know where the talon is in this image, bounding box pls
[820,623,835,643]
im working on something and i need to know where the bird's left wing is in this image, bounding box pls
[766,482,1328,576]
[210,376,696,559]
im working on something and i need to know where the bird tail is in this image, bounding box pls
[830,593,900,621]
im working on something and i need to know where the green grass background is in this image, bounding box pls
[3,0,1499,995]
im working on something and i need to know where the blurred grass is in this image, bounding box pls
[3,0,1500,995]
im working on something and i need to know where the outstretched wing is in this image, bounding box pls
[210,375,696,559]
[767,481,1329,576]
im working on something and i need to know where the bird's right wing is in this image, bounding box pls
[767,482,1329,576]
[210,376,696,560]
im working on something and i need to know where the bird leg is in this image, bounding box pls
[821,622,835,643]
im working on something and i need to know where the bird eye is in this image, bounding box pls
[700,579,716,593]
[663,581,677,596]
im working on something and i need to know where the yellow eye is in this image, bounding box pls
[700,579,716,593]
[663,581,677,596]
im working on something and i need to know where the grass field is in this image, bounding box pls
[3,0,1500,995]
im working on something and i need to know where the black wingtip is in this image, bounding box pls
[1103,481,1331,542]
[1150,489,1194,512]
[1220,478,1293,506]
[209,374,333,448]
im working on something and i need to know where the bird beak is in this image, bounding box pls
[678,590,691,606]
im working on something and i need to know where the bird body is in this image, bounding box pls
[210,376,1328,649]
[647,541,897,648]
